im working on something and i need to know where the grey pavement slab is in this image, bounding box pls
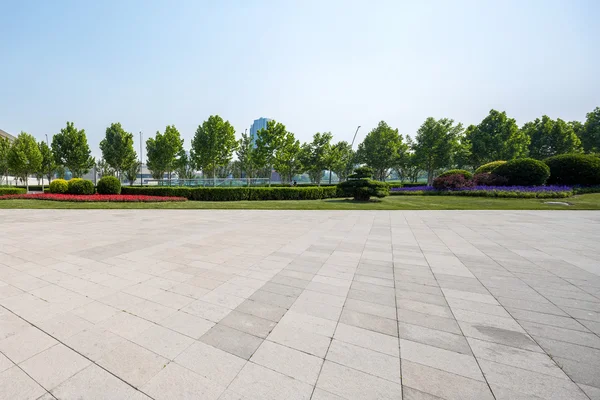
[0,209,599,399]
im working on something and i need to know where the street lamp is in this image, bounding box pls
[140,131,143,186]
[350,125,361,149]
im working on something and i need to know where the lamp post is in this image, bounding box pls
[139,131,143,186]
[350,125,361,149]
[45,134,50,190]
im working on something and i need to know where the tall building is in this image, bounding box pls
[249,117,271,144]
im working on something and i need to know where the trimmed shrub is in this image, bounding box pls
[49,179,69,194]
[67,178,95,195]
[544,153,600,186]
[475,161,506,174]
[437,169,473,180]
[0,187,26,196]
[121,186,340,201]
[348,166,374,179]
[97,176,122,195]
[337,179,389,201]
[432,174,474,190]
[473,173,509,186]
[493,158,550,186]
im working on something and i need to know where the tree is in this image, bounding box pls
[230,160,242,179]
[7,132,42,191]
[522,116,581,159]
[52,122,94,178]
[236,132,258,184]
[273,132,302,183]
[100,123,137,178]
[191,115,237,185]
[413,117,463,185]
[175,149,196,180]
[255,120,288,182]
[38,140,56,186]
[299,132,332,185]
[96,158,115,178]
[581,107,600,153]
[357,121,407,181]
[466,110,529,167]
[0,137,9,185]
[146,125,183,181]
[124,161,141,186]
[330,141,354,183]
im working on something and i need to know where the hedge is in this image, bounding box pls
[437,169,473,180]
[493,158,550,186]
[390,188,572,198]
[49,179,69,194]
[475,161,506,174]
[67,178,95,195]
[545,154,600,186]
[0,187,27,196]
[337,178,389,201]
[97,176,122,194]
[121,186,341,201]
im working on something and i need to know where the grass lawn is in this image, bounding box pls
[1,193,600,210]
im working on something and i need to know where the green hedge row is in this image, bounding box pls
[390,189,573,199]
[121,186,341,201]
[0,187,27,195]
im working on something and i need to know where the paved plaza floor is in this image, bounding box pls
[0,210,599,399]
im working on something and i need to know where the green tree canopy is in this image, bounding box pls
[299,132,332,185]
[255,120,287,174]
[0,137,10,185]
[466,110,529,167]
[413,117,463,185]
[38,140,56,184]
[52,122,95,178]
[8,132,42,191]
[523,116,581,159]
[99,122,137,178]
[273,131,302,183]
[146,125,184,180]
[236,131,258,183]
[124,161,141,186]
[175,149,197,180]
[191,115,237,183]
[329,141,354,183]
[357,121,407,181]
[582,107,600,153]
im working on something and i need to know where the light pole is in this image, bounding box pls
[139,131,143,186]
[45,134,50,189]
[350,125,361,149]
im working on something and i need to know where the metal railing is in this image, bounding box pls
[150,178,272,187]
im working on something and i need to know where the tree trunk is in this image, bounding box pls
[26,172,29,192]
[329,169,332,184]
[427,168,434,186]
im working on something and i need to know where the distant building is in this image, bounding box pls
[249,117,271,144]
[0,128,15,142]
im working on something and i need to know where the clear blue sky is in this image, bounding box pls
[1,0,598,159]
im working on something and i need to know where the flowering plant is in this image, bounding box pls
[0,193,187,202]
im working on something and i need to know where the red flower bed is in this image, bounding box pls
[0,193,187,202]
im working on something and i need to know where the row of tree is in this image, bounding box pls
[1,107,599,189]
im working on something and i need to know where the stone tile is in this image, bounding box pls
[228,362,314,400]
[578,383,600,400]
[131,325,195,360]
[397,308,461,334]
[250,340,323,384]
[479,359,589,400]
[398,321,472,354]
[289,297,343,321]
[64,327,126,361]
[348,287,396,307]
[535,336,600,367]
[0,325,57,363]
[71,301,120,323]
[0,353,13,373]
[175,341,246,387]
[37,312,93,340]
[235,299,287,322]
[403,386,444,399]
[340,308,398,336]
[334,322,399,356]
[20,344,91,390]
[267,323,331,357]
[277,310,337,337]
[396,289,447,306]
[98,341,168,388]
[142,362,224,400]
[521,320,600,348]
[0,366,45,400]
[344,298,397,319]
[316,360,403,400]
[200,324,263,360]
[327,339,400,382]
[219,310,277,338]
[402,360,494,400]
[311,388,346,400]
[160,310,215,339]
[248,289,297,309]
[182,299,232,322]
[97,311,154,340]
[554,356,600,388]
[507,308,588,331]
[296,290,346,308]
[52,364,140,399]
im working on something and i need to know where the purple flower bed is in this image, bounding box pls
[389,184,575,198]
[391,185,572,192]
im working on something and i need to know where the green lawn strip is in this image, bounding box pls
[1,193,599,210]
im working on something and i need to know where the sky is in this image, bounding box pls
[1,0,599,160]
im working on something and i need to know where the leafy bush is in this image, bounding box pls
[432,174,474,190]
[473,173,509,186]
[0,187,26,196]
[475,161,506,174]
[544,154,600,186]
[67,178,95,195]
[337,179,389,201]
[493,158,550,186]
[348,166,374,179]
[437,169,473,180]
[49,179,69,194]
[97,176,122,194]
[121,186,340,201]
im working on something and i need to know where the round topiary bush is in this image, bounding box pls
[67,178,95,195]
[338,167,389,201]
[544,154,600,186]
[437,169,473,180]
[493,158,550,186]
[432,174,474,190]
[475,161,506,174]
[97,176,122,194]
[49,179,69,194]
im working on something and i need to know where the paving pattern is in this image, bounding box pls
[1,209,600,400]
